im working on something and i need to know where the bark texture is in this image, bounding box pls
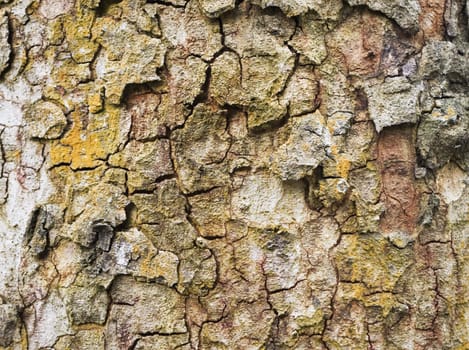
[0,0,468,349]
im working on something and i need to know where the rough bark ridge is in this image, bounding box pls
[0,0,468,349]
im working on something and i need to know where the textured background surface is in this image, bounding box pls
[0,0,468,349]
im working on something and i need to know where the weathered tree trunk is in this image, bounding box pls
[0,0,468,349]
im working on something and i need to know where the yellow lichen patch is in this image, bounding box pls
[334,234,413,292]
[87,88,104,114]
[62,5,99,63]
[324,144,351,179]
[49,142,73,166]
[63,4,95,40]
[335,155,351,179]
[50,105,123,169]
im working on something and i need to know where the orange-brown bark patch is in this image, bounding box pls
[327,11,386,76]
[377,125,420,235]
[419,0,445,40]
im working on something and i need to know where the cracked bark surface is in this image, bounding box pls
[0,0,468,349]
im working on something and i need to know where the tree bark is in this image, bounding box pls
[0,0,468,349]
